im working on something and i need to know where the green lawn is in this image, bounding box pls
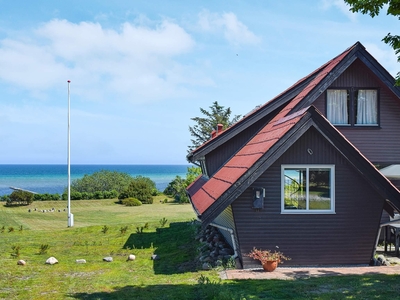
[1,198,400,299]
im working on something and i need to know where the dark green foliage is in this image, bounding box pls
[38,244,50,255]
[34,193,61,201]
[119,176,155,204]
[188,101,241,152]
[68,170,132,194]
[122,198,142,206]
[119,226,129,234]
[103,190,118,199]
[80,192,91,200]
[71,191,82,200]
[62,189,118,200]
[164,166,201,203]
[11,245,20,258]
[159,217,168,228]
[94,191,104,199]
[7,190,34,206]
[344,0,400,85]
[101,225,109,234]
[0,195,10,202]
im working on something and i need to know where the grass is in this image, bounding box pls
[1,197,400,299]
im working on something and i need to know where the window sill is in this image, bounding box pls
[281,211,336,215]
[335,125,381,129]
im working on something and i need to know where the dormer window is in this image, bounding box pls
[326,89,379,126]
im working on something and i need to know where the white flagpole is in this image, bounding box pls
[67,80,74,227]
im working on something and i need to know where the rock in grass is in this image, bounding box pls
[45,257,58,265]
[103,257,113,262]
[76,259,86,264]
[151,254,159,260]
[127,254,136,261]
[17,260,26,265]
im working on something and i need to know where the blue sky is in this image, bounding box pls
[0,1,398,164]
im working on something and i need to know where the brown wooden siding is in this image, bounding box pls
[232,127,384,267]
[313,59,400,166]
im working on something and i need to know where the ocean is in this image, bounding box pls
[0,164,191,196]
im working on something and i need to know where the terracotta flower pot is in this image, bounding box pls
[262,260,278,272]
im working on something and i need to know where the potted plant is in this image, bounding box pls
[246,247,290,272]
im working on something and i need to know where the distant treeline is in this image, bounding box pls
[1,167,201,205]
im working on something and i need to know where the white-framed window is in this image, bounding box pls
[327,89,378,126]
[281,165,335,214]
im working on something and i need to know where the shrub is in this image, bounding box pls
[68,170,132,194]
[122,198,142,206]
[159,217,168,228]
[174,193,190,204]
[119,176,155,204]
[94,191,104,199]
[103,190,118,199]
[0,195,10,202]
[11,245,20,258]
[101,225,109,234]
[8,190,34,206]
[71,191,82,200]
[39,244,50,255]
[120,226,129,234]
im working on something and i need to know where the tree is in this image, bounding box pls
[8,190,34,206]
[185,166,202,183]
[68,170,132,194]
[344,0,400,85]
[119,176,155,204]
[188,101,241,152]
[163,166,201,203]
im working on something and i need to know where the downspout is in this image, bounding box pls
[210,222,238,259]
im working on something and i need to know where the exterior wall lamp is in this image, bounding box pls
[252,187,265,209]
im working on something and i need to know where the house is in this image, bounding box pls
[186,42,400,268]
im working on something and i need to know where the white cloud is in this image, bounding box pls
[198,10,261,46]
[320,0,357,22]
[364,42,399,78]
[0,18,212,104]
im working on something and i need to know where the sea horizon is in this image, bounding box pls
[0,164,192,196]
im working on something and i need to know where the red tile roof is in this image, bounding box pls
[188,44,355,217]
[190,45,357,156]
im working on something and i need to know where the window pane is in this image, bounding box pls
[355,90,377,125]
[309,168,331,210]
[327,90,349,124]
[284,168,306,210]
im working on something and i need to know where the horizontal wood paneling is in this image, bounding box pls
[313,59,400,165]
[232,127,384,267]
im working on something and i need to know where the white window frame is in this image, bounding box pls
[326,88,379,127]
[281,165,335,214]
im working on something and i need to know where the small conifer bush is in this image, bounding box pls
[122,198,142,206]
